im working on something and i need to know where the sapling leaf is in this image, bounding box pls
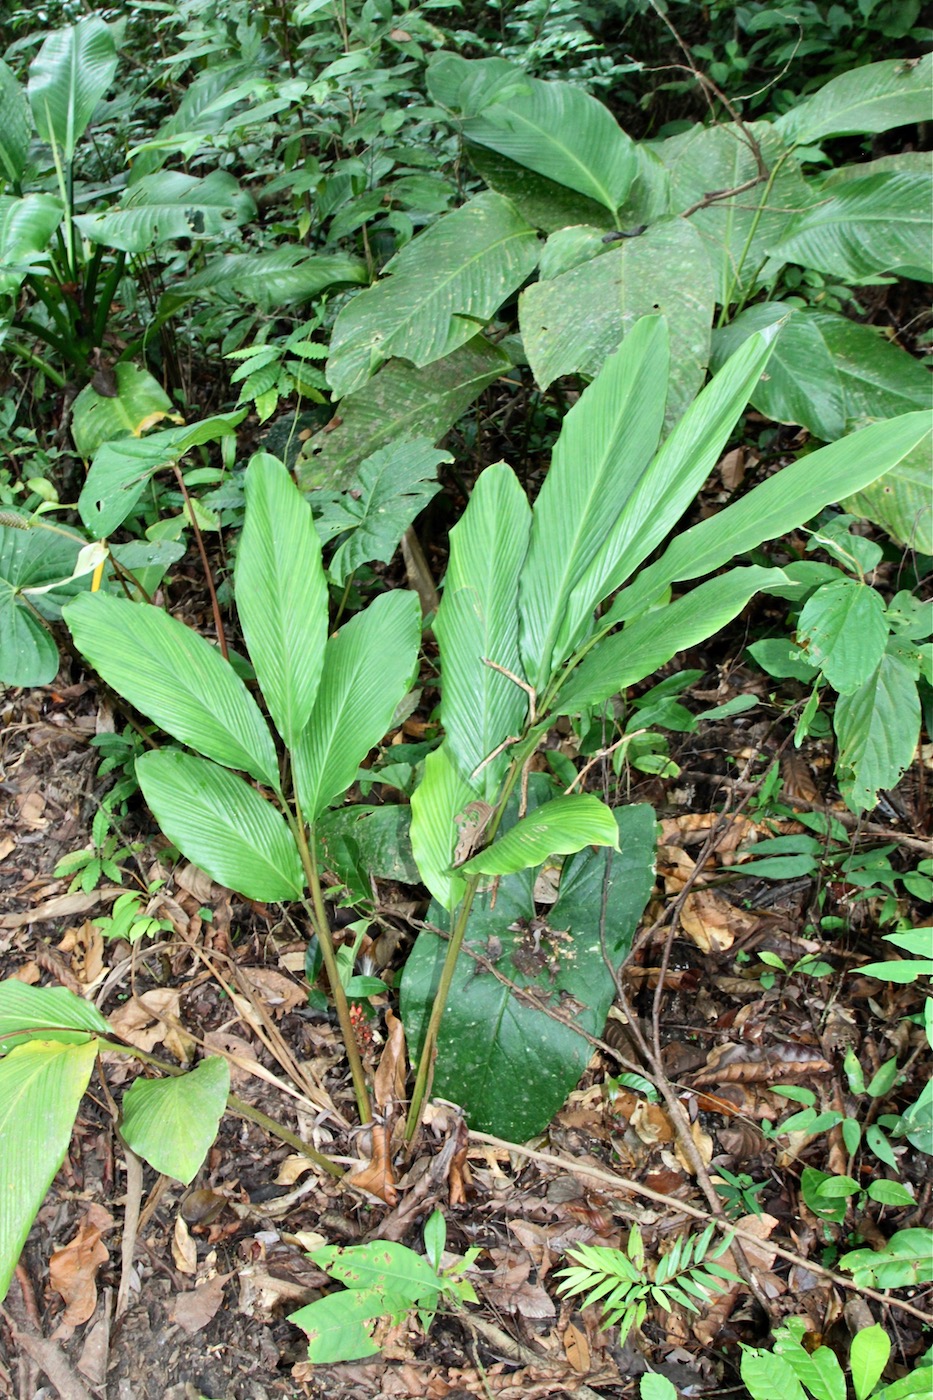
[462,75,636,213]
[0,980,111,1053]
[66,592,280,790]
[834,650,921,811]
[850,1323,891,1400]
[740,1348,809,1400]
[289,1288,405,1362]
[459,794,619,875]
[408,744,477,912]
[136,750,304,901]
[0,1039,98,1301]
[235,452,328,749]
[434,461,531,797]
[317,439,449,585]
[292,590,421,823]
[27,18,117,163]
[796,580,888,694]
[519,315,669,688]
[121,1057,230,1184]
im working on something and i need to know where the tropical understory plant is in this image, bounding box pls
[396,314,930,1138]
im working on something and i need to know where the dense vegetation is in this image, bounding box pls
[0,1,930,1394]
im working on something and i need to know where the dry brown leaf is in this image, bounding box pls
[0,886,123,929]
[0,835,16,862]
[373,1008,406,1109]
[630,1099,675,1146]
[781,751,819,802]
[172,1215,198,1274]
[202,1028,261,1088]
[61,919,104,986]
[49,1210,111,1326]
[174,862,216,902]
[274,1154,316,1187]
[170,1272,233,1334]
[563,1321,591,1373]
[681,890,758,953]
[674,1117,713,1175]
[239,967,306,1018]
[718,446,746,491]
[107,988,193,1059]
[345,1122,398,1205]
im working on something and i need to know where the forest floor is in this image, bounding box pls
[1,473,931,1400]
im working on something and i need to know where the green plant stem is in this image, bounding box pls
[404,744,531,1141]
[290,806,373,1125]
[3,341,67,388]
[170,462,228,659]
[717,152,786,325]
[404,870,482,1141]
[94,1039,343,1178]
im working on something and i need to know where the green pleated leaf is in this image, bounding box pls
[326,191,539,399]
[75,169,256,254]
[769,172,932,283]
[136,750,303,900]
[120,1057,230,1185]
[834,650,921,813]
[292,590,421,823]
[435,462,531,796]
[519,218,715,429]
[297,336,511,491]
[460,795,619,876]
[774,55,933,145]
[78,411,245,535]
[614,412,932,625]
[409,744,477,912]
[0,61,30,185]
[27,18,117,163]
[0,980,111,1054]
[563,328,776,650]
[556,566,790,715]
[235,453,328,749]
[66,593,280,788]
[661,122,814,305]
[712,304,931,441]
[462,76,636,215]
[519,316,669,689]
[0,1039,98,1301]
[0,193,62,296]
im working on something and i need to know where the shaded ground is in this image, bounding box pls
[1,568,930,1400]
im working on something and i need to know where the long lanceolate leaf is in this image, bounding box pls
[235,453,328,750]
[554,327,776,669]
[519,316,669,691]
[325,192,539,399]
[0,1039,98,1301]
[27,18,117,163]
[613,411,933,627]
[64,592,280,790]
[292,591,421,824]
[462,78,636,216]
[409,745,476,912]
[136,750,304,901]
[435,462,531,796]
